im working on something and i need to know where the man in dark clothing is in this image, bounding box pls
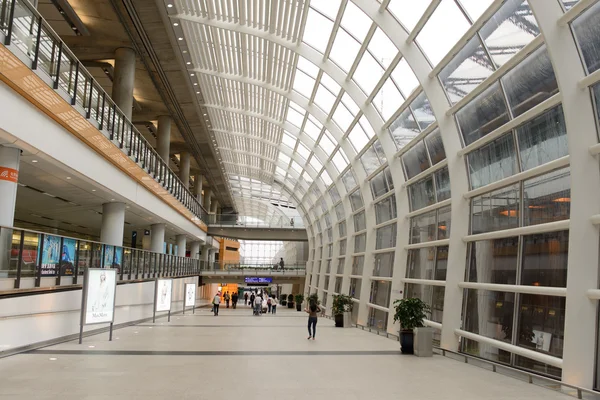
[232,292,239,309]
[279,258,284,270]
[244,292,249,305]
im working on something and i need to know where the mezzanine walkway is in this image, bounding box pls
[0,306,573,400]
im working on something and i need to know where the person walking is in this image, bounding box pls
[267,296,272,313]
[250,293,255,313]
[212,293,221,316]
[254,293,262,315]
[232,292,238,309]
[244,292,249,305]
[279,258,284,270]
[305,302,321,340]
[271,296,278,314]
[224,291,231,308]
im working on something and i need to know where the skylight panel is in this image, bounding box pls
[297,56,319,78]
[276,166,286,177]
[459,0,494,22]
[387,0,429,32]
[304,118,322,141]
[341,93,360,115]
[332,149,349,172]
[293,69,316,98]
[374,77,404,120]
[279,152,291,165]
[318,131,336,154]
[391,58,420,97]
[353,52,385,95]
[282,131,297,149]
[314,85,337,114]
[348,123,369,152]
[296,142,311,161]
[332,103,354,132]
[329,29,361,72]
[367,28,398,69]
[286,106,305,128]
[303,8,334,53]
[309,155,324,173]
[416,0,471,67]
[340,1,372,42]
[291,161,303,175]
[310,0,342,20]
[321,170,333,186]
[320,73,341,93]
[359,115,376,138]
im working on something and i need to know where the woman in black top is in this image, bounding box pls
[305,302,321,340]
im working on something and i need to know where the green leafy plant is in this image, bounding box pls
[294,294,304,304]
[331,294,353,316]
[287,294,294,302]
[393,298,430,331]
[307,293,320,305]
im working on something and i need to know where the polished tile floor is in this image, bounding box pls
[0,305,572,399]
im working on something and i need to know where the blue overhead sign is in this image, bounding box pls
[245,277,273,284]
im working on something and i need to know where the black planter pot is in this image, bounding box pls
[281,300,287,306]
[334,314,344,327]
[400,330,414,354]
[296,304,302,311]
[287,302,294,308]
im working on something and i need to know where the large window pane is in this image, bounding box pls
[402,141,431,180]
[516,105,568,171]
[467,133,518,189]
[425,129,446,165]
[456,82,510,146]
[435,246,448,281]
[389,108,420,150]
[501,46,558,118]
[410,210,437,244]
[434,167,451,202]
[409,175,436,211]
[406,248,435,279]
[349,190,364,211]
[471,184,520,234]
[349,278,362,299]
[523,168,571,226]
[339,239,347,256]
[437,205,452,240]
[410,92,435,131]
[361,146,382,175]
[335,277,343,293]
[370,280,392,308]
[376,224,397,250]
[373,252,394,278]
[405,283,444,323]
[370,169,389,199]
[375,195,397,224]
[572,1,600,74]
[463,289,515,343]
[354,211,366,232]
[354,233,366,253]
[521,231,568,288]
[338,221,347,238]
[367,307,388,330]
[468,238,519,285]
[342,170,358,191]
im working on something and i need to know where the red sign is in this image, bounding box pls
[0,167,18,183]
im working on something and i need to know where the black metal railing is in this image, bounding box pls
[0,0,208,223]
[0,226,208,290]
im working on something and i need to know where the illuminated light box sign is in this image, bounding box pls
[82,268,117,325]
[245,277,273,284]
[155,279,173,312]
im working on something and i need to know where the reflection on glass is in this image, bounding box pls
[338,221,347,238]
[467,133,517,189]
[468,238,519,284]
[425,129,446,165]
[521,231,568,287]
[375,195,397,225]
[572,1,600,74]
[593,83,600,140]
[402,141,431,180]
[463,289,515,345]
[501,46,558,117]
[354,211,366,232]
[370,281,392,308]
[354,233,366,253]
[408,175,436,211]
[437,206,452,240]
[388,107,420,151]
[339,239,346,256]
[435,167,451,202]
[435,246,448,281]
[523,168,571,226]
[335,277,343,293]
[349,190,364,211]
[479,0,539,68]
[406,248,435,279]
[367,307,389,330]
[456,82,510,146]
[370,167,394,199]
[405,283,444,323]
[517,105,568,171]
[471,183,520,234]
[439,35,494,103]
[335,203,345,220]
[342,170,358,191]
[373,252,394,277]
[410,92,436,131]
[361,146,382,175]
[410,210,437,244]
[376,224,397,250]
[349,278,362,299]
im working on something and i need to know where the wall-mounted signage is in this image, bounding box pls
[245,277,273,284]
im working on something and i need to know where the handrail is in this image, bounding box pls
[207,215,305,228]
[0,0,208,223]
[0,225,207,290]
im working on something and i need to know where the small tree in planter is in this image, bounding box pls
[281,294,287,306]
[332,294,353,327]
[287,294,295,308]
[294,294,304,311]
[393,298,431,354]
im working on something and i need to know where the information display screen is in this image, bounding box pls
[184,283,196,307]
[244,277,273,284]
[155,279,173,312]
[84,269,117,325]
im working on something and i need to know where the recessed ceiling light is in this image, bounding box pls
[173,22,179,26]
[111,199,115,201]
[178,37,183,41]
[183,50,188,53]
[31,159,38,163]
[194,83,198,86]
[196,91,200,94]
[186,62,191,65]
[66,177,71,180]
[167,3,173,7]
[92,189,96,192]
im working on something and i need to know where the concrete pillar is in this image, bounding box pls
[194,174,203,202]
[179,152,191,189]
[176,234,186,257]
[210,198,219,214]
[190,241,201,259]
[150,223,165,254]
[100,202,125,246]
[0,146,20,274]
[111,47,136,120]
[142,230,151,251]
[203,188,212,211]
[0,146,20,227]
[156,116,171,163]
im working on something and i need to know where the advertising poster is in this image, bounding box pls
[40,235,61,276]
[155,279,173,312]
[84,269,117,325]
[113,247,123,273]
[60,238,76,276]
[103,245,115,269]
[185,283,196,307]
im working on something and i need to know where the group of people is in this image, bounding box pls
[244,291,279,315]
[222,291,238,309]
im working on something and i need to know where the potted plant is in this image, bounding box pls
[393,298,431,355]
[331,294,353,328]
[294,294,304,311]
[287,294,295,308]
[281,294,287,306]
[307,293,320,306]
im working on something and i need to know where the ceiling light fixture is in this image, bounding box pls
[167,3,173,7]
[178,37,183,41]
[31,159,38,163]
[173,22,179,26]
[186,62,191,65]
[66,177,71,180]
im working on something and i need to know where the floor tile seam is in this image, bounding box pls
[27,350,403,356]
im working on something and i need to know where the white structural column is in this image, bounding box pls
[0,145,20,227]
[190,241,201,259]
[203,188,212,211]
[194,174,203,202]
[201,244,210,263]
[150,223,165,254]
[176,234,187,257]
[210,197,218,214]
[530,0,600,388]
[156,116,172,162]
[111,47,136,121]
[100,202,126,246]
[179,152,191,189]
